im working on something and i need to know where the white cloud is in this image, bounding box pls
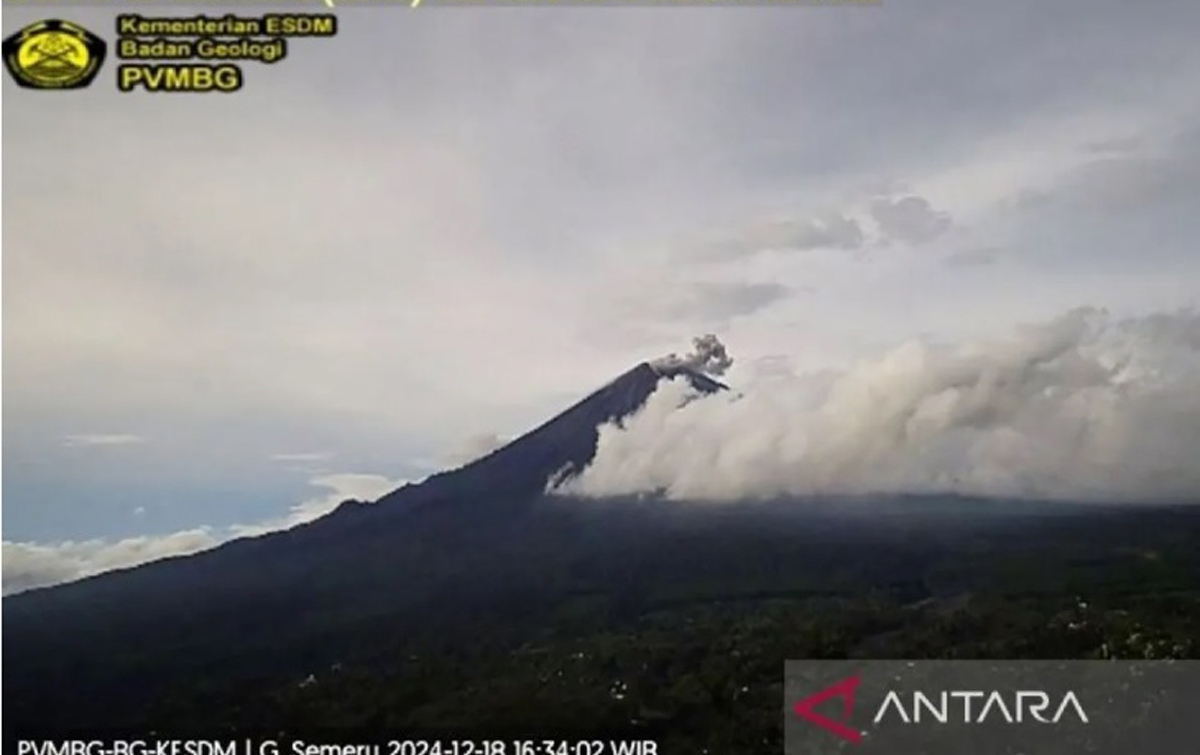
[444,433,510,468]
[270,452,334,463]
[2,528,219,596]
[2,472,406,595]
[557,307,1200,504]
[62,434,145,447]
[227,473,402,538]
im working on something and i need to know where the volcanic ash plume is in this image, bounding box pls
[561,308,1200,504]
[651,334,734,377]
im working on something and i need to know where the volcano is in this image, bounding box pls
[342,361,727,516]
[7,359,1198,741]
[2,361,729,729]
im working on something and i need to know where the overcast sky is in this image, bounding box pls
[4,0,1200,591]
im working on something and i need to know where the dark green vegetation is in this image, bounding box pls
[5,366,1199,751]
[6,496,1199,753]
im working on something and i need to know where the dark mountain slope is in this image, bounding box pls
[342,362,726,516]
[9,358,1198,739]
[2,361,726,726]
[6,361,723,612]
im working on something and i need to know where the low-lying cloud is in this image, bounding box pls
[2,472,405,595]
[62,434,145,448]
[558,308,1200,503]
[2,528,219,596]
[270,452,334,463]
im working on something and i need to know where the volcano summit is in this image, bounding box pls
[5,347,1199,743]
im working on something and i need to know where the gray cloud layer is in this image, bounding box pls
[870,195,953,245]
[4,1,1200,547]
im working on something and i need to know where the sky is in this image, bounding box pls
[4,0,1200,592]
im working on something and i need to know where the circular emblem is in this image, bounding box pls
[3,19,107,90]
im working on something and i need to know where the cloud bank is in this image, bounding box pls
[2,473,405,595]
[62,434,145,447]
[558,308,1200,503]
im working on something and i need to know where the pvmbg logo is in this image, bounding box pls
[783,660,1199,754]
[3,19,107,90]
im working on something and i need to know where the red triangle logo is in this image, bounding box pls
[793,674,863,744]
